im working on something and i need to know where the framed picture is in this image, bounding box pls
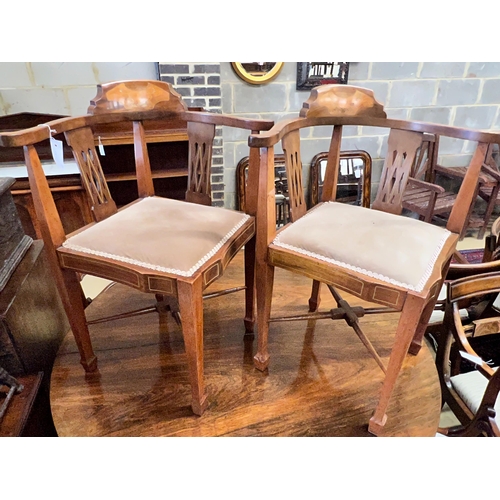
[296,62,349,90]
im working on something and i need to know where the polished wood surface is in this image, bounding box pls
[50,251,441,437]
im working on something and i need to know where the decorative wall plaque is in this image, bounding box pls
[296,62,349,90]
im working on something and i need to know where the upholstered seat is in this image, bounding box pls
[63,196,252,277]
[273,201,453,292]
[451,368,500,416]
[249,84,500,435]
[0,79,274,417]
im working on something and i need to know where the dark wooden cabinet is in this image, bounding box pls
[0,112,190,239]
[0,179,68,436]
[94,120,189,205]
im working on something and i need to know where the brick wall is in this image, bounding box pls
[2,62,500,209]
[221,62,500,208]
[158,63,224,207]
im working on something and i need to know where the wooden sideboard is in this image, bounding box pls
[0,112,191,239]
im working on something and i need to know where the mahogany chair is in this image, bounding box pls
[426,215,500,351]
[432,143,500,239]
[436,271,500,436]
[401,133,459,225]
[248,84,500,435]
[0,80,273,416]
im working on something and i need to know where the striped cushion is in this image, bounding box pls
[451,369,500,416]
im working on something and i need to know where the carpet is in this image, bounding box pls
[451,248,484,265]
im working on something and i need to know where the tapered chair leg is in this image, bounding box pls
[308,280,322,312]
[244,237,256,335]
[409,277,447,355]
[368,293,427,435]
[254,262,275,371]
[177,277,208,416]
[57,268,97,372]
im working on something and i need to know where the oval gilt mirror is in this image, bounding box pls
[231,62,284,85]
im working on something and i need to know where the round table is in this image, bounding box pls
[50,253,442,437]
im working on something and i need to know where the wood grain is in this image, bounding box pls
[50,251,441,437]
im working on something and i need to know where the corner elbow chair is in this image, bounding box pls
[0,80,273,416]
[248,84,500,435]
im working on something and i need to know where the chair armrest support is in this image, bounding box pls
[407,177,445,193]
[481,163,500,182]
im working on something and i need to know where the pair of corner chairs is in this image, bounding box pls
[3,80,500,436]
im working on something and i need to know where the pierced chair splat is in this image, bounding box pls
[0,79,273,417]
[249,84,500,435]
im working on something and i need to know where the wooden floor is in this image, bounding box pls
[50,251,442,437]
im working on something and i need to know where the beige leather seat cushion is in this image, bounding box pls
[63,197,250,277]
[273,202,453,292]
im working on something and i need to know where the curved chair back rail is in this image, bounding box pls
[248,83,500,436]
[1,110,272,148]
[249,115,500,148]
[0,79,274,418]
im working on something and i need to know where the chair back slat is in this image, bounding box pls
[282,129,306,222]
[372,129,424,215]
[320,125,343,203]
[133,120,155,198]
[64,126,117,222]
[186,121,215,206]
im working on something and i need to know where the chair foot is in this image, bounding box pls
[308,298,320,313]
[244,318,255,334]
[368,413,387,436]
[308,280,321,312]
[80,355,98,373]
[408,340,422,356]
[191,393,208,416]
[254,352,270,371]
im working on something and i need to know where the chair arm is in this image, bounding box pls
[481,163,500,182]
[407,177,445,193]
[433,164,466,180]
[459,351,496,378]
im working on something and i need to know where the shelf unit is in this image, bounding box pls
[0,112,191,239]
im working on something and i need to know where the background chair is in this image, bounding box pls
[436,271,500,436]
[426,218,500,349]
[432,143,500,239]
[401,133,458,225]
[0,80,273,416]
[309,150,372,208]
[236,154,291,227]
[249,84,500,435]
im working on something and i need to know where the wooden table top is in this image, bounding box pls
[50,252,442,437]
